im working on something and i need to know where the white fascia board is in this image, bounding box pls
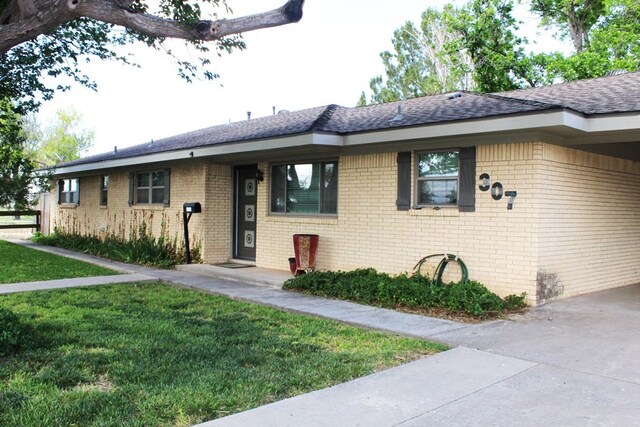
[342,110,587,146]
[584,113,640,133]
[312,133,343,146]
[53,133,343,176]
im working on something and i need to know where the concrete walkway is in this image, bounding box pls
[5,239,640,426]
[0,273,153,294]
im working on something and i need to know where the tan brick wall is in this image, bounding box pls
[52,161,210,259]
[256,144,542,303]
[52,141,640,305]
[202,163,233,264]
[536,144,640,301]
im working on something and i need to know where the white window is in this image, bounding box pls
[416,151,459,206]
[58,178,79,204]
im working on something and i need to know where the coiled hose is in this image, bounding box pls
[413,253,469,285]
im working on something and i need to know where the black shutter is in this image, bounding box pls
[458,147,476,212]
[128,172,134,206]
[396,152,411,211]
[57,179,63,205]
[163,169,171,207]
[76,178,80,205]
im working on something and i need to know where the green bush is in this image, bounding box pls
[283,269,527,319]
[31,226,196,268]
[0,308,26,357]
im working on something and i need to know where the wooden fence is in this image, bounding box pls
[0,210,41,232]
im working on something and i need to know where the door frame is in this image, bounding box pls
[233,164,258,261]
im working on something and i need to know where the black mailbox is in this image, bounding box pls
[183,202,202,214]
[182,202,202,264]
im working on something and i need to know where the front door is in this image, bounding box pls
[234,165,258,260]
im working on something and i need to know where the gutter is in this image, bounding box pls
[52,109,639,177]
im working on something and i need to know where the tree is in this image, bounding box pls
[360,0,550,105]
[28,108,94,166]
[530,0,606,52]
[533,0,640,80]
[359,8,474,105]
[446,0,549,92]
[1,0,305,113]
[0,99,42,209]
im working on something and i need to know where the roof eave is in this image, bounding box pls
[53,132,342,176]
[52,109,639,177]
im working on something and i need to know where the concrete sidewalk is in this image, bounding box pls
[197,283,640,427]
[0,273,154,294]
[5,239,640,426]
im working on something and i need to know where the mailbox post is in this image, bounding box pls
[183,202,202,264]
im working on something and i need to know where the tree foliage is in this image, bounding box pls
[447,0,534,92]
[535,0,640,80]
[531,0,606,52]
[360,0,553,105]
[359,8,474,105]
[1,0,305,113]
[27,108,95,166]
[0,99,43,209]
[361,0,639,105]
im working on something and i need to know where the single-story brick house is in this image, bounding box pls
[50,72,640,304]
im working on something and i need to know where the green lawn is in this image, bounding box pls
[0,283,445,426]
[0,215,35,224]
[0,240,118,284]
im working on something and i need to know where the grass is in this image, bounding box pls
[0,215,35,225]
[0,283,445,426]
[0,240,118,284]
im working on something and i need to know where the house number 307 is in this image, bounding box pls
[478,173,517,210]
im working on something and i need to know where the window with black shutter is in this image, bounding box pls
[396,148,476,212]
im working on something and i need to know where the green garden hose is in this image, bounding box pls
[414,253,469,285]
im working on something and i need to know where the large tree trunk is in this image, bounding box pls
[0,0,305,53]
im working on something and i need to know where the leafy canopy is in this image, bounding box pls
[0,99,46,209]
[1,0,304,113]
[26,108,95,166]
[360,0,639,104]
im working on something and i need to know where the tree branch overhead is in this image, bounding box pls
[0,0,306,53]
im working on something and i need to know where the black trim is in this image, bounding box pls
[458,147,476,212]
[57,179,63,204]
[128,172,134,206]
[163,169,171,207]
[396,152,411,211]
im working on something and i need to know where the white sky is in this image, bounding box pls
[35,0,561,156]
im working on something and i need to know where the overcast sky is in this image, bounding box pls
[35,0,558,156]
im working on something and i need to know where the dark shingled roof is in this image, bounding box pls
[60,71,640,168]
[498,71,640,115]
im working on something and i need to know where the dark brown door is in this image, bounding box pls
[234,165,257,260]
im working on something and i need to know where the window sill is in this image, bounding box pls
[58,203,78,209]
[132,205,166,211]
[408,207,460,217]
[266,214,338,225]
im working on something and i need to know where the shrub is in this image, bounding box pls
[31,225,196,268]
[0,308,26,357]
[283,269,526,319]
